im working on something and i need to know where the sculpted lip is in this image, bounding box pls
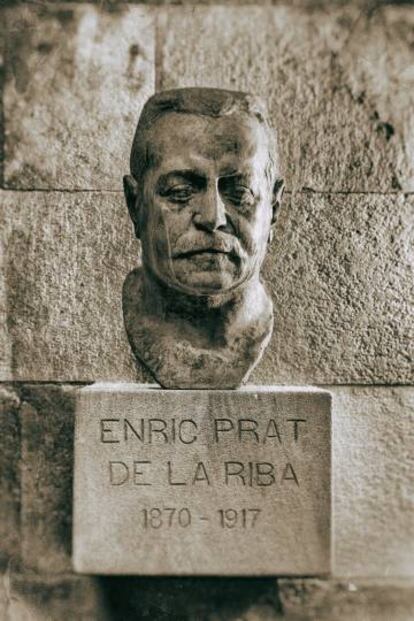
[174,248,233,259]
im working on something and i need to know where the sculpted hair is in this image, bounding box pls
[129,87,281,185]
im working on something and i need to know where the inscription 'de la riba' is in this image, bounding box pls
[100,415,306,489]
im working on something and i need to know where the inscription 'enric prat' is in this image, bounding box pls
[99,416,307,445]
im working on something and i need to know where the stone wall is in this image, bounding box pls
[0,2,413,619]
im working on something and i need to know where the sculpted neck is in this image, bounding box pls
[141,268,266,325]
[123,267,273,389]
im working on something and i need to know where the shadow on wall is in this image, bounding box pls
[98,575,282,621]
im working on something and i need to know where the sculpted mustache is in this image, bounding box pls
[172,236,245,259]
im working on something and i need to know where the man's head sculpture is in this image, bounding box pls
[123,87,284,389]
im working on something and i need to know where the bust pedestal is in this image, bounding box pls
[73,383,331,576]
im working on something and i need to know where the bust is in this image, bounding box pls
[123,87,284,389]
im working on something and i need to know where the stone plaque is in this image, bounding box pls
[73,383,331,575]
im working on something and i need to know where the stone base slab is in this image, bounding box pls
[73,384,331,576]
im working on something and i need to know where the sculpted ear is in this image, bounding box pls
[123,174,141,239]
[271,178,285,225]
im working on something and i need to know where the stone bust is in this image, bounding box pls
[123,87,284,389]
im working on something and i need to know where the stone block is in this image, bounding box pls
[159,5,414,192]
[0,190,141,382]
[73,384,331,575]
[254,192,414,385]
[1,191,412,384]
[279,578,414,621]
[6,572,108,621]
[332,387,414,578]
[0,385,20,569]
[19,384,77,573]
[2,5,154,190]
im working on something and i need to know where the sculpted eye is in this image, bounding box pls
[218,175,255,209]
[165,185,193,203]
[221,184,255,208]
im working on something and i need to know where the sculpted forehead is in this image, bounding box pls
[143,112,271,175]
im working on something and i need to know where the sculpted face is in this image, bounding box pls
[127,112,279,296]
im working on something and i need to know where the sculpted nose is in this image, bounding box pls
[193,186,228,233]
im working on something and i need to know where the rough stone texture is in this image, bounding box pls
[2,5,155,190]
[0,385,20,570]
[0,190,143,382]
[2,572,108,621]
[2,572,414,620]
[19,384,79,574]
[278,579,414,621]
[73,384,331,575]
[0,237,12,379]
[1,191,413,383]
[331,387,414,578]
[256,192,414,385]
[0,0,391,6]
[159,5,414,192]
